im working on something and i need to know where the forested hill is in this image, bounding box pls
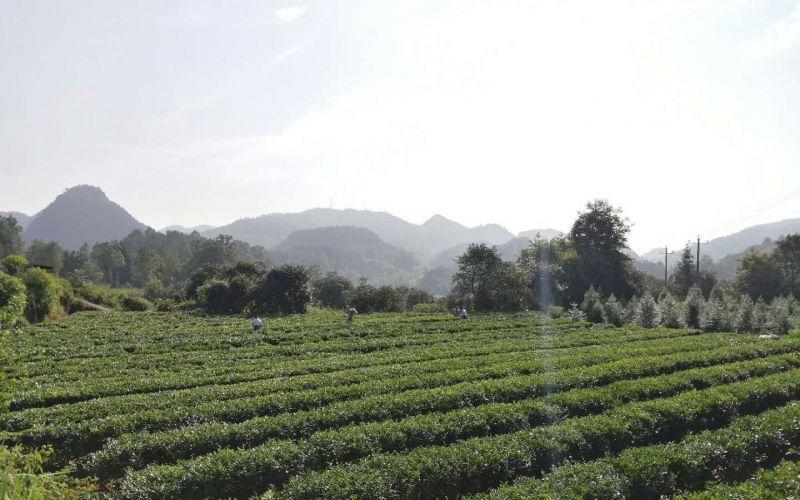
[23,185,147,250]
[271,226,418,285]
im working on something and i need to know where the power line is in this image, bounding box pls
[703,186,800,240]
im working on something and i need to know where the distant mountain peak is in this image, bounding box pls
[23,185,146,250]
[422,214,461,227]
[59,184,109,201]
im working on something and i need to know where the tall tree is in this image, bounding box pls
[26,240,65,275]
[669,247,695,299]
[451,243,503,311]
[775,234,800,297]
[734,250,783,301]
[567,200,634,301]
[0,215,24,259]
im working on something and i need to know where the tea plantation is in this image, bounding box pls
[2,310,799,498]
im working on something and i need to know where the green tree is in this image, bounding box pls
[250,264,311,315]
[312,273,353,309]
[669,247,695,299]
[399,287,434,311]
[188,235,236,271]
[0,255,29,277]
[0,216,24,259]
[518,239,566,311]
[348,278,377,313]
[567,200,635,302]
[91,242,127,285]
[451,243,503,311]
[0,272,26,330]
[25,240,64,275]
[734,295,755,333]
[491,262,529,312]
[197,279,231,314]
[734,250,783,301]
[634,291,660,328]
[775,234,800,297]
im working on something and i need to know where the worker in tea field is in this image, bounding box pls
[347,307,358,323]
[459,306,468,320]
[252,316,262,332]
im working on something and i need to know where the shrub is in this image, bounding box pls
[197,279,230,314]
[581,286,604,323]
[624,296,639,324]
[121,295,152,312]
[411,303,445,314]
[684,285,704,328]
[564,303,586,321]
[701,297,726,332]
[602,294,624,327]
[546,305,563,318]
[734,295,755,333]
[765,297,792,335]
[22,268,61,323]
[0,445,79,498]
[659,295,684,328]
[634,292,660,328]
[0,271,26,331]
[144,276,166,301]
[0,255,28,277]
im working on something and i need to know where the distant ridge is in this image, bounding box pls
[639,218,800,263]
[272,226,418,284]
[160,224,215,234]
[23,185,147,250]
[0,211,33,230]
[206,208,515,260]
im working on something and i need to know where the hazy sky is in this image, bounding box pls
[2,0,800,253]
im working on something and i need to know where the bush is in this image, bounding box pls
[0,255,28,277]
[564,303,586,321]
[121,295,152,312]
[659,295,684,328]
[701,297,727,332]
[581,286,604,323]
[22,268,62,323]
[546,305,563,318]
[734,295,755,333]
[155,299,177,312]
[602,294,624,327]
[0,271,26,331]
[411,303,445,314]
[684,285,704,329]
[765,297,792,335]
[634,292,660,328]
[197,279,230,314]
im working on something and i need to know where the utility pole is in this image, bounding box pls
[692,236,709,278]
[659,246,674,288]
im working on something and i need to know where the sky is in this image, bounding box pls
[1,0,800,254]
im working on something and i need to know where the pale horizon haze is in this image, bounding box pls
[2,0,800,254]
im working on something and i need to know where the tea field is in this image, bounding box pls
[2,310,800,499]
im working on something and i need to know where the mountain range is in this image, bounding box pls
[5,185,800,285]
